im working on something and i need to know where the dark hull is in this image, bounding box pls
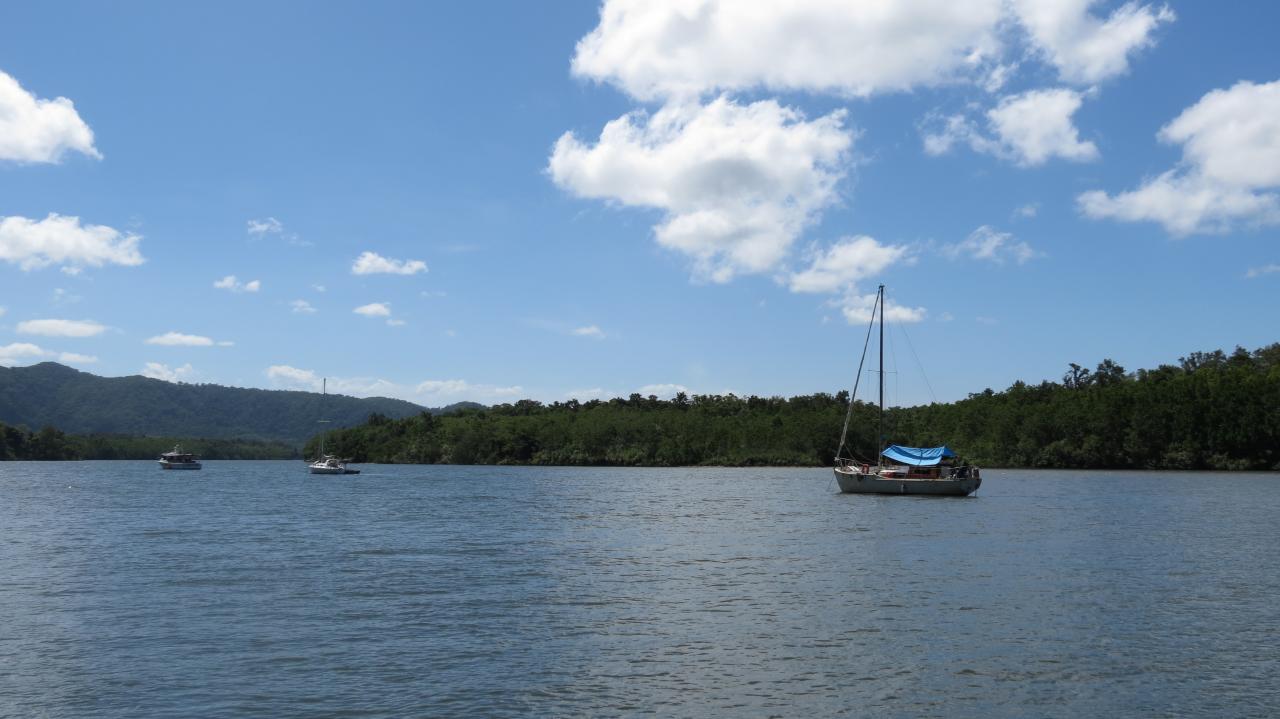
[834,469,979,496]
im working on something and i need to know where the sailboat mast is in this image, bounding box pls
[878,284,884,464]
[319,378,327,456]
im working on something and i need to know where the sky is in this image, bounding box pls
[1,1,1277,409]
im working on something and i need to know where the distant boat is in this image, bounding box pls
[158,444,202,470]
[832,284,981,497]
[308,378,359,475]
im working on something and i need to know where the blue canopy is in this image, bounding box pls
[881,445,957,466]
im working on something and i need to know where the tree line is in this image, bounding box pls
[310,343,1280,470]
[0,422,299,461]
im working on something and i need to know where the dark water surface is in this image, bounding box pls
[2,462,1277,718]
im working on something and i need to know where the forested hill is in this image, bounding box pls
[313,343,1280,470]
[0,362,454,445]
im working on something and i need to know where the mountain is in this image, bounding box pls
[0,363,462,445]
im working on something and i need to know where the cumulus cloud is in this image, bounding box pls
[353,302,391,317]
[788,236,908,294]
[267,365,523,405]
[17,318,107,337]
[142,362,195,383]
[0,213,144,273]
[213,275,261,293]
[351,251,428,276]
[266,365,403,398]
[924,89,1098,166]
[572,0,1005,101]
[1012,0,1175,85]
[838,292,927,324]
[145,332,221,347]
[550,96,852,282]
[0,70,101,163]
[571,1,1172,101]
[572,325,606,339]
[945,225,1038,264]
[415,379,524,405]
[290,299,317,314]
[0,342,98,366]
[1079,80,1280,235]
[0,343,49,366]
[636,383,691,399]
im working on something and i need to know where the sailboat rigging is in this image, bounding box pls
[308,378,360,475]
[833,284,981,496]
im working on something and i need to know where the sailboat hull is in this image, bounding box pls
[834,468,980,496]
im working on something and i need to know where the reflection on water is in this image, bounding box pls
[1,462,1277,717]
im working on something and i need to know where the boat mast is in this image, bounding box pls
[318,378,330,457]
[878,284,884,465]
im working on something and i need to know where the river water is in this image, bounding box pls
[1,462,1277,718]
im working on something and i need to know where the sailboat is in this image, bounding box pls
[833,284,981,496]
[308,379,360,475]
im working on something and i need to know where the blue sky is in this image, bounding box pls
[1,1,1277,408]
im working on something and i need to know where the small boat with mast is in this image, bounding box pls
[833,284,981,496]
[308,379,359,475]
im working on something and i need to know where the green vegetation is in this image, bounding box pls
[0,362,447,444]
[314,343,1280,471]
[0,422,298,460]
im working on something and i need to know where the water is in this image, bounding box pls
[1,462,1277,718]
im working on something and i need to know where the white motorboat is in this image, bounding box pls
[158,444,202,470]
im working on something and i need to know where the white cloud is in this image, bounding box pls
[386,318,406,327]
[788,236,908,294]
[354,302,391,317]
[1014,203,1040,219]
[572,325,606,339]
[924,89,1098,166]
[0,213,144,272]
[572,0,1006,101]
[0,70,101,163]
[266,365,404,398]
[57,352,97,364]
[0,307,5,317]
[1079,80,1280,235]
[987,89,1098,165]
[290,299,317,314]
[51,288,81,305]
[636,383,691,399]
[145,332,217,347]
[1246,264,1280,279]
[0,343,50,366]
[312,284,327,293]
[415,379,524,405]
[213,275,261,293]
[838,292,927,324]
[571,1,1172,102]
[265,365,322,391]
[0,342,97,367]
[142,362,195,383]
[550,96,852,282]
[566,387,608,400]
[945,225,1038,264]
[17,318,107,337]
[247,217,308,246]
[351,251,428,276]
[247,217,283,236]
[1012,0,1175,85]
